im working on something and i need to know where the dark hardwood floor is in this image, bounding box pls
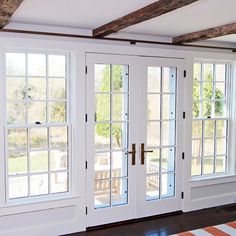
[64,204,236,236]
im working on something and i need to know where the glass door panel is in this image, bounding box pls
[145,66,176,201]
[86,54,138,227]
[87,55,184,226]
[94,64,129,209]
[139,58,183,218]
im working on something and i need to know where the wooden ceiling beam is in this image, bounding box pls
[0,0,24,28]
[93,0,200,38]
[173,22,236,44]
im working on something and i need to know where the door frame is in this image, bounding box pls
[85,53,185,227]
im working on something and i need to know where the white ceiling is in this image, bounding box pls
[8,0,236,44]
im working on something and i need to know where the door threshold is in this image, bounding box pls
[86,210,183,231]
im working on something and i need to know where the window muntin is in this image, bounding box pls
[191,62,229,177]
[6,52,70,200]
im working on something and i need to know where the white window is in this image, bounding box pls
[6,52,70,200]
[191,62,230,177]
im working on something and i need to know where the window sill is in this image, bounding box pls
[0,194,80,217]
[189,174,236,187]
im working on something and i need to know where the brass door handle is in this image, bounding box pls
[128,144,136,165]
[141,143,153,165]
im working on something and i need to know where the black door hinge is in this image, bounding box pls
[184,70,186,78]
[86,207,88,215]
[183,112,186,119]
[85,114,88,122]
[181,192,184,199]
[85,66,88,74]
[182,152,185,160]
[85,161,88,170]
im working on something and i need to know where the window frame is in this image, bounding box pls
[191,60,232,178]
[4,50,72,203]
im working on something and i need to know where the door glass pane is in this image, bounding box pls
[94,180,111,208]
[161,173,175,198]
[148,67,161,93]
[112,151,128,178]
[146,66,177,202]
[112,65,128,92]
[147,94,160,120]
[146,175,159,201]
[163,68,176,93]
[95,64,110,92]
[162,148,175,172]
[95,124,110,151]
[147,122,160,147]
[112,178,128,206]
[112,94,128,121]
[162,94,176,120]
[112,123,128,150]
[95,94,110,122]
[146,149,160,174]
[95,152,110,180]
[94,63,129,209]
[162,120,175,146]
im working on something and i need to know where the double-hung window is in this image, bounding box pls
[6,52,70,200]
[191,61,230,177]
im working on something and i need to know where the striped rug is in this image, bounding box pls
[172,221,236,235]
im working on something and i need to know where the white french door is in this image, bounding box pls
[138,57,184,218]
[86,53,184,227]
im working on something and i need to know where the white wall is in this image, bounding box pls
[0,33,235,235]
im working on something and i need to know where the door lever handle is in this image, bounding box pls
[128,144,136,165]
[141,143,153,165]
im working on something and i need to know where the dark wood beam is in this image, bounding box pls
[93,0,200,38]
[0,0,24,28]
[173,22,236,44]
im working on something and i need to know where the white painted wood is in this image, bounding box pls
[138,57,184,217]
[86,53,139,227]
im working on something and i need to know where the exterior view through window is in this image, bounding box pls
[6,52,69,200]
[94,64,129,208]
[192,62,229,177]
